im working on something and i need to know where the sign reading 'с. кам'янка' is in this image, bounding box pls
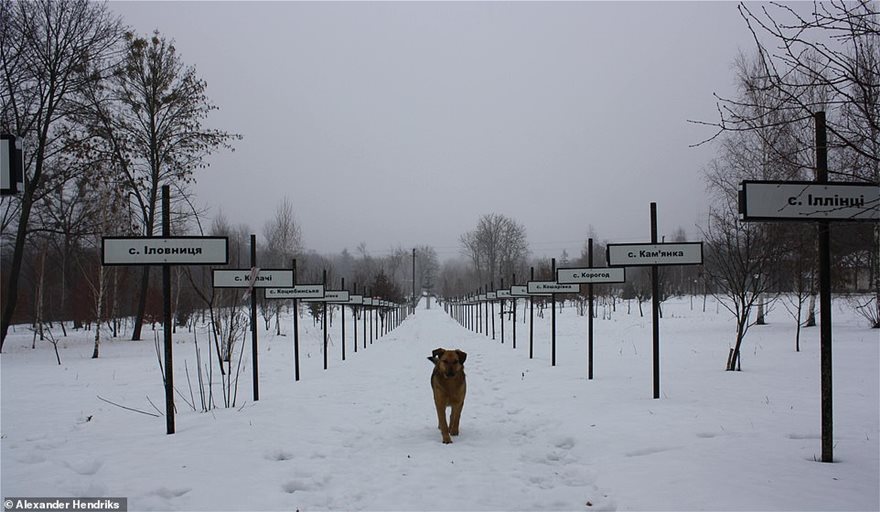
[606,242,703,267]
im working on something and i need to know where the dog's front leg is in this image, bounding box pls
[433,393,452,444]
[449,402,463,437]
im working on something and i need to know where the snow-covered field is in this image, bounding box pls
[1,296,878,511]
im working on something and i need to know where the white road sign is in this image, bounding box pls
[496,290,512,298]
[510,285,532,297]
[103,237,228,265]
[557,267,626,284]
[740,180,879,221]
[607,242,703,267]
[213,269,294,288]
[302,290,350,303]
[264,285,325,299]
[528,281,579,294]
[486,292,497,300]
[347,295,364,305]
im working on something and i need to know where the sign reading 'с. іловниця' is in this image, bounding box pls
[103,237,228,265]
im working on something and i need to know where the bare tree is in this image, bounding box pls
[460,213,528,286]
[0,0,123,349]
[416,245,439,295]
[261,197,303,333]
[703,149,786,370]
[74,172,128,358]
[77,29,240,341]
[695,2,880,327]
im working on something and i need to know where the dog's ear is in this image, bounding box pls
[455,349,467,364]
[426,356,438,365]
[432,348,446,359]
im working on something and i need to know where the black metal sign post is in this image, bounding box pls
[499,279,505,344]
[490,283,496,340]
[650,206,660,400]
[102,186,229,434]
[353,283,358,354]
[816,114,833,464]
[341,277,346,362]
[527,278,577,367]
[293,260,299,381]
[249,235,259,402]
[607,209,704,399]
[588,240,594,379]
[214,266,295,398]
[264,270,325,382]
[557,241,627,380]
[512,274,517,349]
[738,112,879,463]
[301,288,350,369]
[161,189,173,433]
[552,259,556,366]
[530,267,534,359]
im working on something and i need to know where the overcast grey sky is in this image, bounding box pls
[110,1,757,261]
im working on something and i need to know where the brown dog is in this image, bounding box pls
[428,348,467,444]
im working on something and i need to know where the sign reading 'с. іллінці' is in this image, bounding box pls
[739,180,879,221]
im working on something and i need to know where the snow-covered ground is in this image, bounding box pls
[2,296,878,511]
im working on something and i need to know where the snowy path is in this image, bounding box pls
[2,307,615,511]
[2,297,877,511]
[242,307,616,511]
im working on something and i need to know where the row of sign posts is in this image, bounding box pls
[445,211,703,404]
[90,114,880,461]
[444,113,878,465]
[101,187,406,435]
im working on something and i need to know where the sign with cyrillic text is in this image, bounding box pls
[302,290,350,303]
[213,269,294,288]
[606,242,703,267]
[486,292,497,300]
[557,267,626,284]
[347,295,363,305]
[103,237,228,265]
[739,180,879,221]
[528,281,579,294]
[496,289,511,298]
[265,285,325,299]
[510,285,533,297]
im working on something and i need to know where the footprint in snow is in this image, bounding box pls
[282,480,312,494]
[152,487,191,499]
[554,437,576,450]
[18,452,47,464]
[624,446,679,457]
[265,449,294,461]
[64,458,103,476]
